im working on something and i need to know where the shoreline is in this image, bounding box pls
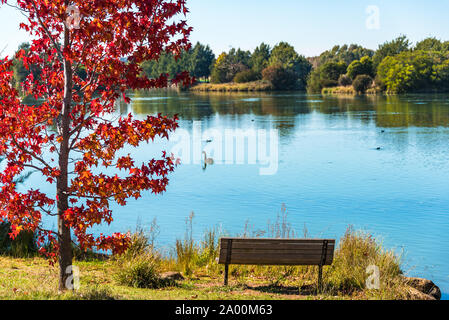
[189,80,273,92]
[0,222,442,300]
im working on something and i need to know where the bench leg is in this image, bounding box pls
[224,264,229,286]
[317,265,323,293]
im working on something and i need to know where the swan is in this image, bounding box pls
[202,151,214,165]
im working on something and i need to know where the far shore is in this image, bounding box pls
[189,80,273,92]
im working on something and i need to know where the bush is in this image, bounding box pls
[319,79,338,88]
[352,75,373,94]
[347,56,374,79]
[262,65,298,90]
[74,286,117,300]
[115,254,169,289]
[175,212,197,276]
[233,70,258,83]
[319,61,347,81]
[338,74,352,86]
[114,223,173,289]
[0,222,37,257]
[327,227,405,298]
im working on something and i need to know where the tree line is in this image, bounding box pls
[9,36,449,94]
[308,36,449,94]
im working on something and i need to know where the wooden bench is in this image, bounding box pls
[218,238,335,290]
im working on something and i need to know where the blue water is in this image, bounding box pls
[21,92,449,298]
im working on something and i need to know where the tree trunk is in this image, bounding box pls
[57,11,74,292]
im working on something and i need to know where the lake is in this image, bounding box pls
[26,91,449,298]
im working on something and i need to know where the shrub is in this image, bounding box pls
[74,286,117,300]
[319,61,347,81]
[352,75,373,94]
[347,56,374,79]
[233,70,258,83]
[319,79,338,88]
[195,228,221,273]
[176,212,197,276]
[114,222,173,289]
[262,65,298,90]
[327,227,405,298]
[338,74,352,86]
[210,53,248,84]
[115,254,168,289]
[0,221,37,257]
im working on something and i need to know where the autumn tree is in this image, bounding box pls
[0,0,192,291]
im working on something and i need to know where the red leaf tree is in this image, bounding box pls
[0,0,192,290]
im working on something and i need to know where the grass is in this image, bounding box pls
[0,209,429,300]
[322,86,382,95]
[190,80,273,92]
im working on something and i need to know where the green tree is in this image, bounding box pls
[190,42,215,79]
[373,35,411,68]
[319,61,347,81]
[338,74,352,86]
[415,37,444,52]
[432,59,449,91]
[347,56,374,79]
[318,44,374,66]
[377,57,416,93]
[251,43,271,75]
[210,52,248,83]
[269,42,311,89]
[376,50,447,93]
[306,61,346,93]
[227,48,252,68]
[262,65,297,90]
[233,69,258,83]
[352,75,373,94]
[306,69,322,93]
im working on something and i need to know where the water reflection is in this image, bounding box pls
[127,92,449,127]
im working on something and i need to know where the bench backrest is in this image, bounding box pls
[218,238,335,266]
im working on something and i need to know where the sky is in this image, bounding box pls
[1,0,449,58]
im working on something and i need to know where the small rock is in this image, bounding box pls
[403,277,441,300]
[160,271,184,281]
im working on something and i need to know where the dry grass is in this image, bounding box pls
[190,80,273,92]
[322,86,382,95]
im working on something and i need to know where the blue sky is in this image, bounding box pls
[2,0,449,58]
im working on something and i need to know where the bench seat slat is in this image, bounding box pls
[221,259,331,266]
[218,254,334,265]
[220,238,335,244]
[220,243,334,250]
[224,248,333,255]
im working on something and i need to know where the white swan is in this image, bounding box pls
[202,151,214,165]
